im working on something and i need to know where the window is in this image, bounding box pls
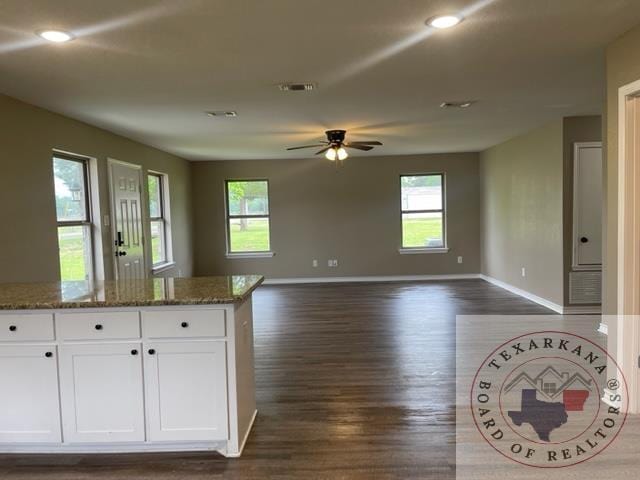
[400,174,446,250]
[543,383,557,395]
[53,155,93,281]
[225,180,271,254]
[148,172,172,267]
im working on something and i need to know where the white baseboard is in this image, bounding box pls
[263,273,481,285]
[227,409,258,458]
[480,275,564,313]
[479,275,601,315]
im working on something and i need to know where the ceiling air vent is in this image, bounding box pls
[206,111,237,117]
[278,82,316,92]
[440,101,475,109]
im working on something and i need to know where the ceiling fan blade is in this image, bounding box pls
[344,144,374,151]
[286,143,327,151]
[315,146,331,155]
[347,141,383,146]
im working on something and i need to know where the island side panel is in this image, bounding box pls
[226,296,257,456]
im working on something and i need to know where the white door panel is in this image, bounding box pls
[144,341,228,442]
[0,345,61,443]
[573,143,603,268]
[59,343,145,443]
[109,160,145,280]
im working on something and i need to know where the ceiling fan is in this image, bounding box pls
[286,130,382,161]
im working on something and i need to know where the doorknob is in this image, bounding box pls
[115,251,127,257]
[580,237,589,243]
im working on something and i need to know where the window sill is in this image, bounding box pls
[398,247,450,255]
[226,251,275,259]
[151,261,176,274]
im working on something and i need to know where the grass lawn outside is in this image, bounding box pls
[58,227,87,281]
[402,217,443,248]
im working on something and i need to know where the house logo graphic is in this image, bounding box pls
[470,331,629,468]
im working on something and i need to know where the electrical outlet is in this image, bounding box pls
[457,256,463,264]
[312,259,318,268]
[521,267,526,277]
[328,259,338,267]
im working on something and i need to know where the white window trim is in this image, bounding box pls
[398,247,450,255]
[399,172,448,251]
[224,179,273,256]
[53,151,101,282]
[148,170,174,273]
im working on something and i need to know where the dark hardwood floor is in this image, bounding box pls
[0,279,551,479]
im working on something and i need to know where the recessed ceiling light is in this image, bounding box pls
[37,30,75,43]
[427,15,462,29]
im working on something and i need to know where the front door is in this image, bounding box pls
[109,160,145,279]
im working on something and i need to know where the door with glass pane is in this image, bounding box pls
[53,155,94,281]
[108,160,145,280]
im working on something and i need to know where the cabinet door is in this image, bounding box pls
[0,345,61,443]
[59,343,145,443]
[144,341,228,442]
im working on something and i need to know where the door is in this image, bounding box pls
[109,160,145,280]
[573,142,603,268]
[144,341,228,442]
[0,345,61,443]
[59,343,145,443]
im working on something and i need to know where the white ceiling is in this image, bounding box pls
[1,0,640,160]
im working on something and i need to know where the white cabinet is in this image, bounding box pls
[59,343,145,443]
[0,345,61,443]
[144,341,228,442]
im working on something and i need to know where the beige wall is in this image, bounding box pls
[480,120,565,305]
[603,23,640,314]
[562,115,602,305]
[192,153,480,279]
[0,94,193,283]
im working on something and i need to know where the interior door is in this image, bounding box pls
[144,341,228,442]
[59,343,145,443]
[0,345,62,443]
[109,160,145,279]
[573,143,603,268]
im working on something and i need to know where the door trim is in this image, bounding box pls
[572,141,603,271]
[616,79,640,413]
[107,158,146,280]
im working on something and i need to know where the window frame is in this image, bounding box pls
[147,171,174,272]
[398,172,449,254]
[53,153,95,281]
[224,179,273,257]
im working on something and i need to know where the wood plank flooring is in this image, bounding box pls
[0,280,559,479]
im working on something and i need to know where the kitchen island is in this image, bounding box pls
[0,275,263,457]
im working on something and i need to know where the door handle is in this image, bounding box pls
[115,251,127,257]
[115,231,125,247]
[580,237,589,244]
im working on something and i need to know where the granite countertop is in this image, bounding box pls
[0,276,264,310]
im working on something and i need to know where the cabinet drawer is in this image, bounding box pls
[142,310,226,338]
[56,312,140,340]
[0,314,54,341]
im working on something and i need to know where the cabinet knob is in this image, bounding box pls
[45,351,53,358]
[580,236,589,243]
[9,325,16,332]
[95,324,103,330]
[148,348,156,355]
[181,321,189,328]
[131,349,138,356]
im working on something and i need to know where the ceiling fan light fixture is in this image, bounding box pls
[337,147,348,161]
[325,148,337,161]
